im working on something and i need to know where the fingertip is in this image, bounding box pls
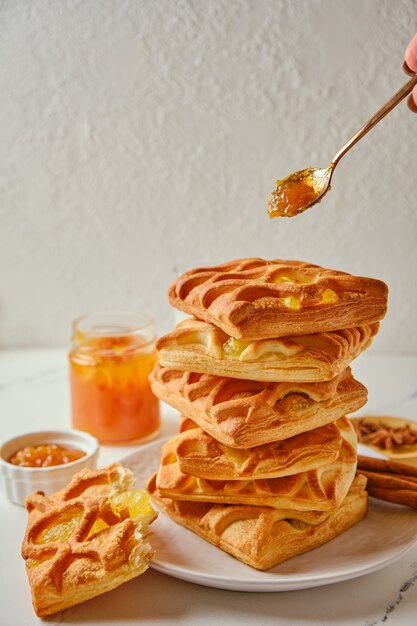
[404,33,417,73]
[403,60,415,76]
[407,92,417,113]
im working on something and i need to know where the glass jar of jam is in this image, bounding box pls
[69,313,160,444]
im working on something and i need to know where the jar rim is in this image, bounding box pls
[72,312,155,341]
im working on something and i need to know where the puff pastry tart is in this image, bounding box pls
[21,464,157,618]
[153,419,357,511]
[157,318,379,382]
[168,258,388,339]
[175,416,352,481]
[149,364,367,447]
[147,474,368,570]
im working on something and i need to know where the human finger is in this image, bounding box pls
[404,33,417,73]
[407,87,417,113]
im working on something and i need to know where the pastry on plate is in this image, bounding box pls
[174,417,352,481]
[21,464,157,618]
[150,364,367,447]
[147,473,368,571]
[168,258,388,340]
[153,419,357,511]
[157,318,378,382]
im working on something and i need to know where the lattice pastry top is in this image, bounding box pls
[150,363,367,447]
[147,473,368,570]
[174,416,352,481]
[168,258,388,339]
[157,317,379,382]
[153,418,357,511]
[21,464,157,617]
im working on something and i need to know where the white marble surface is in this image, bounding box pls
[1,349,417,626]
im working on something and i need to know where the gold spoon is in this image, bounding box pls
[268,68,417,219]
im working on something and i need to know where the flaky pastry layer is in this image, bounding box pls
[168,258,388,339]
[148,474,368,570]
[157,318,378,382]
[21,464,157,618]
[150,364,367,447]
[175,417,351,480]
[154,419,357,510]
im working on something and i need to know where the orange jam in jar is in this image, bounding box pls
[69,313,160,444]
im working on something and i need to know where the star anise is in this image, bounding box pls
[354,418,417,450]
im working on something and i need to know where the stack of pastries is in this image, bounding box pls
[148,258,388,570]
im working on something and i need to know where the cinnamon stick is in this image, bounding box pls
[357,455,417,477]
[356,455,417,509]
[358,470,417,490]
[365,487,417,509]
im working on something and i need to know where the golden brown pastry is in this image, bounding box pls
[179,415,200,432]
[21,464,157,618]
[157,318,379,382]
[175,417,351,480]
[153,419,357,510]
[168,258,388,339]
[148,473,368,570]
[150,364,367,447]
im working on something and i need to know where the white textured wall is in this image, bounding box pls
[1,0,416,351]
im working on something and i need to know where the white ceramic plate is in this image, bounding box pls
[121,438,417,592]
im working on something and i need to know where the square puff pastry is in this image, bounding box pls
[153,417,357,511]
[168,258,388,340]
[21,464,157,618]
[147,474,368,571]
[150,364,367,448]
[157,318,379,382]
[175,416,352,481]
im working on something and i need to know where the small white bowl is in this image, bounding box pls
[0,430,99,506]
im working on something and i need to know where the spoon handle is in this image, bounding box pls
[332,73,417,166]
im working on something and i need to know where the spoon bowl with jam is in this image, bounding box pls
[268,70,417,219]
[268,167,333,218]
